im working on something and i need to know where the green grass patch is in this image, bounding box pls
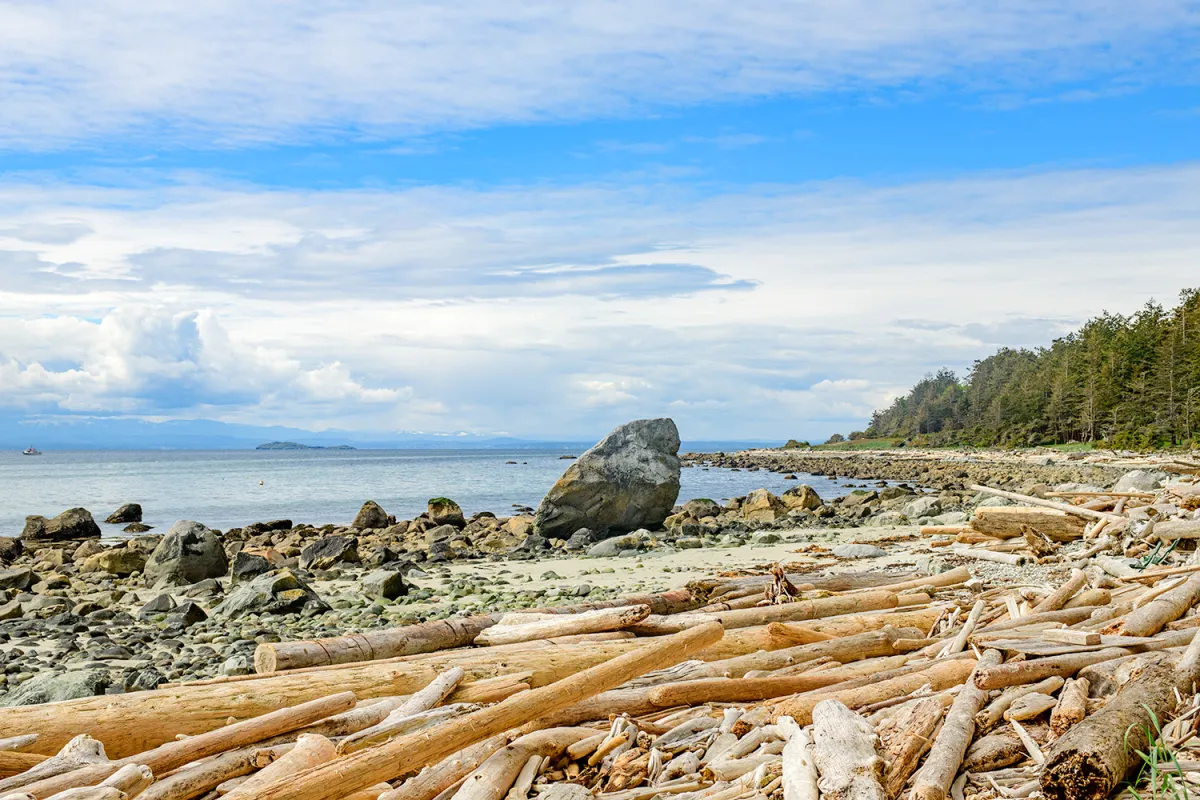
[812,437,905,451]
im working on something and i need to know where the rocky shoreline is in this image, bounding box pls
[0,444,1176,708]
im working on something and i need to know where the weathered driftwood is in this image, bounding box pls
[1119,573,1200,636]
[223,734,336,800]
[16,692,356,798]
[451,729,590,800]
[1040,661,1184,800]
[909,650,1003,800]
[1033,570,1088,613]
[254,590,705,672]
[771,657,977,726]
[776,717,818,800]
[811,700,886,800]
[1049,678,1089,736]
[475,607,652,647]
[963,730,1028,772]
[135,745,292,800]
[968,485,1125,526]
[0,737,109,795]
[878,697,944,799]
[249,623,725,800]
[376,736,511,800]
[0,752,47,781]
[630,590,900,635]
[1148,519,1200,540]
[976,676,1065,729]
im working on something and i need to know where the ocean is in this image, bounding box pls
[0,448,865,537]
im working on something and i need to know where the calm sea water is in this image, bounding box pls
[0,449,867,537]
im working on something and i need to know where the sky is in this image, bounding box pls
[1,1,1200,444]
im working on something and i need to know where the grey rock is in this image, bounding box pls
[124,668,165,692]
[231,551,272,583]
[682,498,722,518]
[427,498,466,528]
[751,532,782,544]
[221,655,254,676]
[0,669,111,707]
[363,568,409,600]
[0,567,34,591]
[21,508,102,542]
[424,525,459,545]
[300,536,360,570]
[534,418,681,540]
[831,544,887,559]
[0,537,23,562]
[167,601,208,628]
[211,569,329,618]
[105,503,143,524]
[563,528,597,552]
[0,598,24,620]
[138,594,177,617]
[1114,470,1164,492]
[352,501,388,530]
[144,521,229,587]
[902,496,942,519]
[586,538,625,558]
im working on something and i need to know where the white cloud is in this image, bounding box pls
[0,1,1196,146]
[1,161,1199,438]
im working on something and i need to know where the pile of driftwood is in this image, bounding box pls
[3,482,1200,800]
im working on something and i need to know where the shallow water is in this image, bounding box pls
[0,448,874,537]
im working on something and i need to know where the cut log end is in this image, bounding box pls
[1041,751,1114,800]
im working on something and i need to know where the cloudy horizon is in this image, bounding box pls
[2,2,1199,444]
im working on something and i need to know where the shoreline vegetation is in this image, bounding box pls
[840,288,1200,451]
[255,442,359,451]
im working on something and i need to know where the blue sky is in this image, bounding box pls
[2,1,1200,443]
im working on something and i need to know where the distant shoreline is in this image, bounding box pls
[255,441,357,451]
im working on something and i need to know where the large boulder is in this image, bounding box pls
[741,489,786,523]
[352,501,388,530]
[299,536,360,570]
[0,537,22,563]
[1113,470,1164,492]
[105,503,143,524]
[21,508,101,543]
[427,498,466,528]
[144,521,229,587]
[0,669,112,707]
[211,569,329,618]
[533,418,681,540]
[0,567,34,591]
[781,485,823,511]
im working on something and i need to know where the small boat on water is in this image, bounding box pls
[22,446,42,456]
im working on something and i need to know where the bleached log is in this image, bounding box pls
[811,700,886,800]
[1120,573,1200,636]
[1049,678,1089,736]
[376,735,510,800]
[776,718,818,800]
[909,649,1003,800]
[452,729,590,800]
[976,677,1064,729]
[1032,570,1088,613]
[0,737,109,795]
[136,745,292,800]
[476,607,651,646]
[224,734,336,800]
[878,697,944,800]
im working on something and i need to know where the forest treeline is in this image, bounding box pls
[865,289,1200,450]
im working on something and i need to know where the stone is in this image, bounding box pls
[105,503,143,524]
[72,540,105,561]
[831,544,887,559]
[21,508,102,542]
[138,594,177,617]
[427,498,466,528]
[424,524,459,546]
[363,568,409,600]
[0,669,111,707]
[902,496,943,519]
[1114,470,1164,492]
[81,548,146,576]
[231,551,272,583]
[352,501,388,530]
[842,491,880,508]
[879,486,914,501]
[299,536,360,570]
[682,498,722,518]
[124,668,165,692]
[167,601,208,628]
[533,418,681,540]
[144,521,229,586]
[123,523,153,533]
[0,567,35,591]
[0,537,23,562]
[587,537,629,558]
[742,489,786,524]
[752,531,782,544]
[211,569,329,618]
[781,485,824,511]
[221,655,254,676]
[0,598,23,620]
[564,528,597,552]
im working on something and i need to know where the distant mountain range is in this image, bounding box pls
[0,414,781,452]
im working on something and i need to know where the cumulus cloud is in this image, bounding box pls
[0,1,1196,146]
[1,161,1199,438]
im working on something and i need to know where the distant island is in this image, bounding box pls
[255,441,358,451]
